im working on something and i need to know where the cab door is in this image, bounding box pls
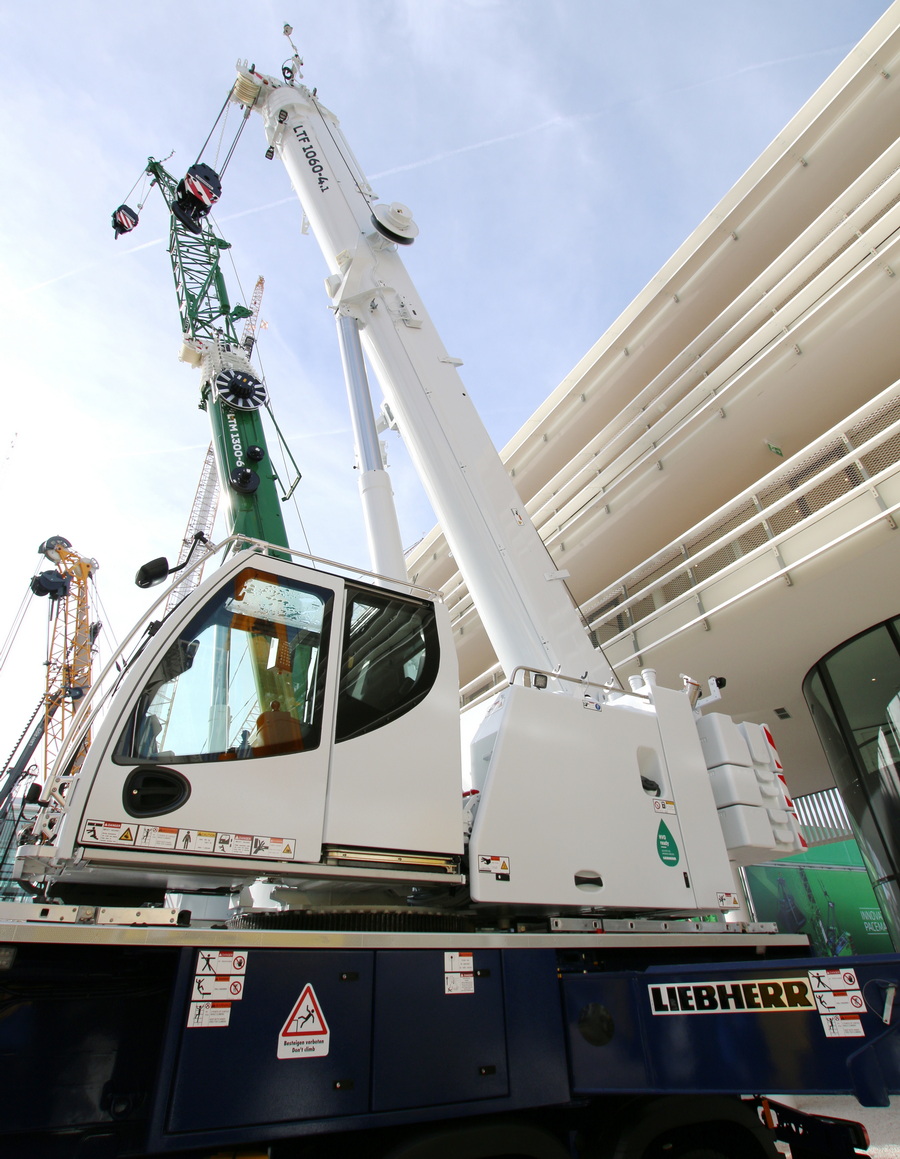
[75,553,344,875]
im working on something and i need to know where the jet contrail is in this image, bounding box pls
[23,236,166,294]
[21,43,849,295]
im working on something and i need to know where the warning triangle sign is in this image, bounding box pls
[277,983,330,1059]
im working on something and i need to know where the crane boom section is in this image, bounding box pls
[145,160,250,346]
[144,159,288,551]
[236,70,611,685]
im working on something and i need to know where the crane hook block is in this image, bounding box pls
[171,164,222,235]
[111,204,139,239]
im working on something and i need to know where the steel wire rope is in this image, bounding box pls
[309,89,375,208]
[0,583,35,674]
[91,585,119,656]
[211,95,233,172]
[194,89,237,169]
[117,164,152,213]
[196,86,252,180]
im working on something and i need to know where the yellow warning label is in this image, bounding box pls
[120,828,134,842]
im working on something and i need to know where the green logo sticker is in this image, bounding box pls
[656,820,680,866]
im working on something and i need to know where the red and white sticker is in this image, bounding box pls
[82,819,135,845]
[186,950,250,1028]
[196,949,248,976]
[192,974,244,1001]
[188,1001,232,1028]
[809,969,865,1037]
[477,854,510,880]
[135,824,179,849]
[80,819,295,860]
[820,1014,865,1038]
[444,951,475,995]
[278,984,330,1059]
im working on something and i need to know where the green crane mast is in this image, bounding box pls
[119,157,292,551]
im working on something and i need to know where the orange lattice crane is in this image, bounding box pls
[28,537,100,800]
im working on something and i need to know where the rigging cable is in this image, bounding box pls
[0,583,35,675]
[195,86,252,180]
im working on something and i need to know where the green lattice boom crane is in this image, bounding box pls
[123,158,291,550]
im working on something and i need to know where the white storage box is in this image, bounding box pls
[708,763,764,809]
[696,713,752,769]
[738,720,772,767]
[718,803,776,864]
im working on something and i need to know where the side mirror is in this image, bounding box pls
[135,557,171,589]
[135,534,209,590]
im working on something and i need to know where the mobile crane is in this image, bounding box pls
[14,64,805,918]
[2,30,899,1159]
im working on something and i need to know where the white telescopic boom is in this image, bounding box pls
[236,64,612,686]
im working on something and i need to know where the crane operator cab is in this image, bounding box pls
[17,549,465,900]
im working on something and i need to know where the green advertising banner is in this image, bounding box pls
[744,840,892,955]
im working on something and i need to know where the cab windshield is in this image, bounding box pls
[118,568,333,763]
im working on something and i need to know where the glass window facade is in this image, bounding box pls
[803,616,900,948]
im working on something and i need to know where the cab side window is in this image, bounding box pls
[335,588,439,742]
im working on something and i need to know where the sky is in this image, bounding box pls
[0,0,894,769]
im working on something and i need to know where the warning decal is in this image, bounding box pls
[196,949,247,975]
[135,824,178,850]
[648,969,868,1039]
[278,984,330,1059]
[188,1001,231,1028]
[821,1014,865,1038]
[444,950,475,995]
[809,968,865,1037]
[192,974,244,1001]
[477,854,510,881]
[80,819,295,861]
[82,820,135,845]
[187,949,249,1029]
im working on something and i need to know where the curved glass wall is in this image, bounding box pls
[803,616,900,949]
